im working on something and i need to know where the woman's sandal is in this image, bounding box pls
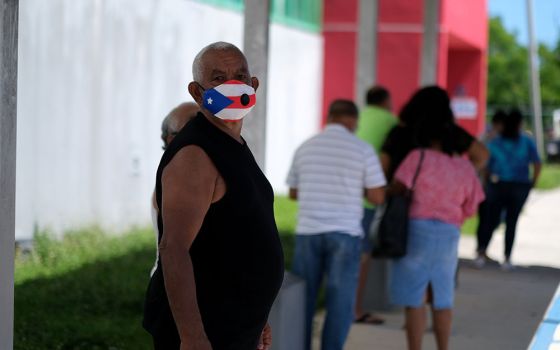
[354,313,385,325]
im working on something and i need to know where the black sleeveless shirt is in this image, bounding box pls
[143,113,284,349]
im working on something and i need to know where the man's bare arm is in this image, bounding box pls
[289,188,298,200]
[159,145,220,349]
[365,187,385,205]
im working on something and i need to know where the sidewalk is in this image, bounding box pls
[459,188,560,269]
[315,189,560,349]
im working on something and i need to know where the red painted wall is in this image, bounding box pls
[376,0,424,114]
[321,0,488,136]
[321,0,359,121]
[442,0,488,136]
[442,0,488,49]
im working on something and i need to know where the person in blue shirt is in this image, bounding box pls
[477,109,541,270]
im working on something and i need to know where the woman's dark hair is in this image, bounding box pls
[492,109,507,126]
[399,86,456,155]
[501,109,523,139]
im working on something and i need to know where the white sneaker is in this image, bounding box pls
[473,256,486,269]
[501,260,514,271]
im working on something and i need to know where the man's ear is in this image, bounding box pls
[188,82,203,105]
[251,77,260,92]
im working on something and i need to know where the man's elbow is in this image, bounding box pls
[289,188,298,200]
[158,239,188,260]
[370,194,385,205]
[366,188,385,205]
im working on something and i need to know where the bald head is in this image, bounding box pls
[161,102,199,149]
[192,42,247,82]
[188,42,258,111]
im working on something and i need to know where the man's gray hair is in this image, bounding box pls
[192,42,245,82]
[161,102,199,149]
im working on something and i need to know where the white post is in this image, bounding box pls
[243,0,270,169]
[420,0,439,86]
[355,0,379,106]
[526,0,545,157]
[0,0,18,348]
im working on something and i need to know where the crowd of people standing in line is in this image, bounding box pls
[286,85,541,350]
[143,42,542,350]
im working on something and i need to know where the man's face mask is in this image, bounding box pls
[199,80,256,121]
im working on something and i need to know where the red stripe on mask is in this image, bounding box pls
[226,94,256,109]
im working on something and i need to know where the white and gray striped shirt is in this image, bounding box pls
[286,124,386,237]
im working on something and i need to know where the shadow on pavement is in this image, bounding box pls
[344,259,560,350]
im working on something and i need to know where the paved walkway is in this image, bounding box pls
[459,188,560,269]
[314,189,560,349]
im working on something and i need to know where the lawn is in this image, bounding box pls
[536,163,560,190]
[15,228,156,350]
[14,198,299,350]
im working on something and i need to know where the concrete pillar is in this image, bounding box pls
[526,0,545,157]
[268,272,306,350]
[243,0,270,169]
[0,0,18,348]
[420,0,439,86]
[355,0,379,106]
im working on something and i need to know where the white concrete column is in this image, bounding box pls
[0,0,18,348]
[526,0,544,157]
[419,0,439,86]
[243,0,270,169]
[355,0,379,106]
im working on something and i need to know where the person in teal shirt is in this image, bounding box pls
[477,110,541,270]
[354,86,397,324]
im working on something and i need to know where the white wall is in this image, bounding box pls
[16,0,322,239]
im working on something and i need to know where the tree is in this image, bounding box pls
[487,16,530,108]
[539,39,560,109]
[488,16,560,130]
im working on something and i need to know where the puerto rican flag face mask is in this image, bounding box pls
[200,80,256,121]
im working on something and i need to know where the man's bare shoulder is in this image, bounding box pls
[163,145,218,180]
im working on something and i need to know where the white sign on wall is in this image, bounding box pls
[451,96,478,120]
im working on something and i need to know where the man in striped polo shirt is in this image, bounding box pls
[287,99,386,350]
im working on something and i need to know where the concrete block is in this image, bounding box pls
[361,258,396,312]
[268,271,306,350]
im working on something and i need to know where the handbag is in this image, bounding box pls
[370,149,425,258]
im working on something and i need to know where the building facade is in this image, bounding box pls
[322,0,488,136]
[16,0,323,239]
[16,0,487,239]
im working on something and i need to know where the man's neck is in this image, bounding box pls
[202,110,244,143]
[368,104,388,111]
[327,121,353,133]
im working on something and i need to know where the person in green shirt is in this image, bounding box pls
[356,86,397,153]
[354,86,397,324]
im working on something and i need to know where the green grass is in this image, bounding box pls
[15,227,155,350]
[274,196,298,267]
[536,163,560,190]
[14,199,299,350]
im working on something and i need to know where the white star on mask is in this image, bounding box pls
[207,97,213,105]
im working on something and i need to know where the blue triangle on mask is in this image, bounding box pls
[203,88,234,115]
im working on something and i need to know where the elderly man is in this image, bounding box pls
[287,99,386,350]
[150,102,199,277]
[143,42,284,350]
[160,102,200,150]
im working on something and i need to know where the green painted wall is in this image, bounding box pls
[198,0,322,32]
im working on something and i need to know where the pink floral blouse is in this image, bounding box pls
[394,149,485,227]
